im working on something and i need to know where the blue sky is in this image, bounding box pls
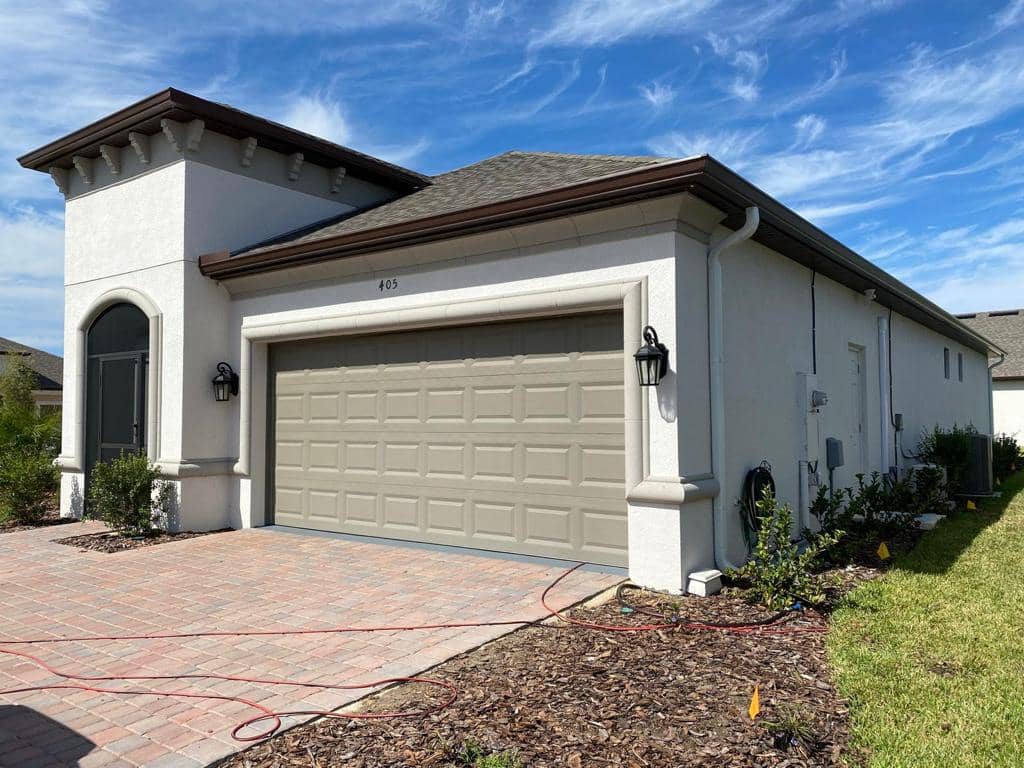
[2,0,1023,354]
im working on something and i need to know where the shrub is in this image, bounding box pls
[0,446,57,524]
[918,423,976,494]
[456,740,522,768]
[730,488,840,610]
[86,452,170,536]
[992,433,1020,483]
[0,358,60,456]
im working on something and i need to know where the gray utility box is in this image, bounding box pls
[963,433,993,496]
[826,437,845,470]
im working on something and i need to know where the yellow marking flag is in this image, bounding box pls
[877,541,891,560]
[966,499,977,511]
[748,684,761,719]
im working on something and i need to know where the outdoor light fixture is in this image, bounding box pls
[633,325,669,387]
[212,362,239,402]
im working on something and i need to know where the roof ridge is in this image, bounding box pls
[503,149,672,161]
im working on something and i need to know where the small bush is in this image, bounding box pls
[730,489,840,610]
[455,740,522,768]
[918,423,976,494]
[992,433,1020,483]
[0,446,57,524]
[86,452,170,536]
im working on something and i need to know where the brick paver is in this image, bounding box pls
[0,524,619,767]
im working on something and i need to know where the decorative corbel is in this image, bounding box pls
[239,137,257,167]
[128,131,150,164]
[48,166,69,195]
[330,166,347,193]
[71,155,94,185]
[160,119,184,152]
[185,119,205,152]
[99,144,122,177]
[287,152,304,181]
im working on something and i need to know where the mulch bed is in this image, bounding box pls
[53,528,228,553]
[220,574,876,768]
[0,507,73,535]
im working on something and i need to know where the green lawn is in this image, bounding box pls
[829,473,1024,767]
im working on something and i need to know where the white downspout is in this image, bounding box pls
[709,206,760,572]
[878,315,892,475]
[989,353,1005,436]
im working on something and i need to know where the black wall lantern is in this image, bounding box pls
[212,362,239,402]
[633,326,669,387]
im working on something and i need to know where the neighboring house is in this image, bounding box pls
[0,336,63,412]
[17,88,1001,594]
[957,310,1024,437]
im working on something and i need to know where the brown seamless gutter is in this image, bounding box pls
[196,154,1001,358]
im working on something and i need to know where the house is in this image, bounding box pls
[957,310,1023,437]
[0,336,62,412]
[17,88,1000,594]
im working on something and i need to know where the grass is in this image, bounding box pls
[829,472,1024,767]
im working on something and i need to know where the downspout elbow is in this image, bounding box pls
[709,206,760,574]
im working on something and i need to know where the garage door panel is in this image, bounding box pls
[270,312,627,566]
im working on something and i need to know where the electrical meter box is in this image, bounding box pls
[826,437,845,470]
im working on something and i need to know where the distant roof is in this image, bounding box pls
[18,87,429,191]
[232,151,667,256]
[0,337,62,390]
[957,310,1024,378]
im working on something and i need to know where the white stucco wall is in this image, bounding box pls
[58,141,380,530]
[992,380,1024,438]
[705,233,991,568]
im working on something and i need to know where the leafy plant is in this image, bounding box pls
[0,359,60,524]
[918,423,977,494]
[992,433,1020,484]
[0,447,57,524]
[730,488,840,610]
[86,452,171,536]
[808,484,844,533]
[764,705,819,751]
[455,740,522,768]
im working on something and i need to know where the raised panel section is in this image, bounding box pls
[271,311,627,565]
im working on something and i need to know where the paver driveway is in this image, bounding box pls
[0,523,620,768]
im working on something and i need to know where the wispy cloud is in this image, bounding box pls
[532,0,716,48]
[993,0,1024,31]
[280,95,352,145]
[648,129,761,165]
[639,81,675,110]
[793,114,826,147]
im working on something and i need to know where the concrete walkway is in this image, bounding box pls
[0,523,620,767]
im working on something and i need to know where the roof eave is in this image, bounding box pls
[196,154,1000,357]
[17,87,429,191]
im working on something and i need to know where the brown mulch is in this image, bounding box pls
[220,577,873,768]
[53,528,229,553]
[0,502,72,534]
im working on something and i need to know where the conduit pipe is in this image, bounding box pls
[709,206,760,572]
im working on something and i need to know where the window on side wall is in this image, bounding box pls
[944,347,950,379]
[958,352,964,382]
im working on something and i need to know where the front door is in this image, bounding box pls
[94,353,147,465]
[84,302,151,477]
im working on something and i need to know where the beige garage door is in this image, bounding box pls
[269,311,628,565]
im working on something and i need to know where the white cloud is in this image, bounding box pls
[639,82,675,109]
[793,114,826,147]
[648,129,761,165]
[726,49,767,102]
[795,195,900,224]
[0,206,65,281]
[993,0,1024,31]
[533,0,717,47]
[280,96,352,146]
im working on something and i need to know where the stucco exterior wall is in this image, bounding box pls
[992,380,1024,438]
[706,233,991,569]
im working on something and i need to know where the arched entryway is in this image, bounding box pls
[85,302,150,475]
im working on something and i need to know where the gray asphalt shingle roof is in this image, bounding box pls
[957,310,1024,378]
[0,337,63,390]
[235,151,671,256]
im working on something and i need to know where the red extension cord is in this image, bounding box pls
[0,564,825,742]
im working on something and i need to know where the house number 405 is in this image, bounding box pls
[379,278,399,292]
